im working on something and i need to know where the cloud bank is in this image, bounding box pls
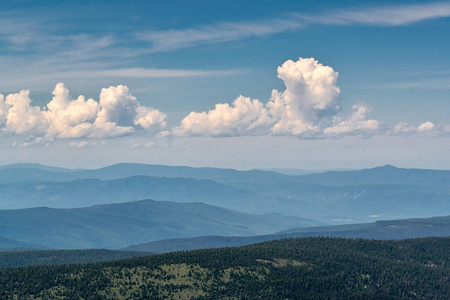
[173,57,386,138]
[1,57,447,145]
[172,57,449,139]
[0,83,166,143]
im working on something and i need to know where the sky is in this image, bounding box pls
[0,0,449,170]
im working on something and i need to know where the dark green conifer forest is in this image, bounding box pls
[0,237,448,299]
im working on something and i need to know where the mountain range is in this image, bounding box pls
[1,163,449,223]
[0,162,448,251]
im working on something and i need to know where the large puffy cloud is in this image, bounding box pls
[174,57,377,138]
[45,83,100,138]
[173,57,445,138]
[173,95,269,136]
[0,83,166,142]
[3,90,48,135]
[268,57,340,136]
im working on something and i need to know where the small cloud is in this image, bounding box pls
[323,103,382,138]
[145,141,156,148]
[69,141,89,148]
[156,130,171,138]
[14,136,53,147]
[389,121,449,137]
[418,121,435,132]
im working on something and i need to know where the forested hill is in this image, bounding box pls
[1,237,448,299]
[0,249,151,268]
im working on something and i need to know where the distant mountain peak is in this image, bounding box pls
[378,164,398,169]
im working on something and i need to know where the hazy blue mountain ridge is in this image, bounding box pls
[0,174,448,223]
[0,176,316,216]
[3,163,449,187]
[0,199,318,249]
[0,163,449,224]
[125,215,450,253]
[0,163,76,172]
[295,164,450,186]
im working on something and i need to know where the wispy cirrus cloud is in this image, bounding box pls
[136,19,302,52]
[298,1,450,26]
[0,68,238,86]
[374,76,450,90]
[0,14,238,91]
[49,68,240,79]
[137,2,450,52]
[0,29,239,91]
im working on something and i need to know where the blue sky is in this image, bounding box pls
[0,0,449,169]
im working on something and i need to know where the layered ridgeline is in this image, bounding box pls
[1,215,448,267]
[1,163,449,223]
[0,163,291,185]
[0,199,320,249]
[0,237,448,299]
[2,163,450,186]
[0,176,314,215]
[125,215,450,253]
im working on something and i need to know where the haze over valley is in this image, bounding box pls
[1,0,449,298]
[0,163,449,251]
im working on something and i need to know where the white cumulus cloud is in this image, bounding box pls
[323,103,381,137]
[3,90,48,135]
[418,121,435,132]
[389,121,450,137]
[173,95,269,136]
[267,57,340,136]
[2,58,446,143]
[173,57,373,138]
[0,83,167,142]
[171,57,446,139]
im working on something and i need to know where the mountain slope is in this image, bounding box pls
[0,236,46,250]
[0,199,316,249]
